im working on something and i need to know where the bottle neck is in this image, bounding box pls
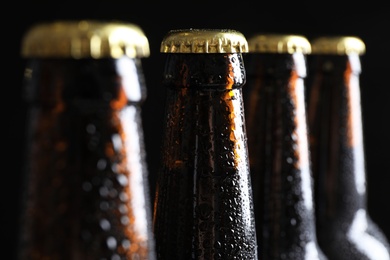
[161,53,248,171]
[244,52,323,255]
[307,54,367,217]
[162,53,246,90]
[23,57,147,110]
[245,53,310,174]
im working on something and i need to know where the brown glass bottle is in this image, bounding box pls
[17,20,156,260]
[243,34,327,259]
[152,29,258,259]
[306,36,390,260]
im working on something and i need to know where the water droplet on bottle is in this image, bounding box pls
[99,186,109,197]
[82,181,92,191]
[116,174,128,186]
[86,123,96,134]
[112,134,122,151]
[111,254,120,260]
[121,239,131,249]
[97,159,107,170]
[100,218,111,231]
[121,216,130,225]
[291,218,297,225]
[119,191,129,202]
[106,236,117,249]
[118,204,127,214]
[100,201,110,210]
[111,163,119,173]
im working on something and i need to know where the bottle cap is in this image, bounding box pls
[247,34,311,54]
[160,28,248,53]
[310,36,365,55]
[21,20,150,59]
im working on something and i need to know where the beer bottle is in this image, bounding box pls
[306,36,390,259]
[243,34,327,259]
[152,29,258,259]
[17,20,156,260]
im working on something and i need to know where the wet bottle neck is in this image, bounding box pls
[160,53,248,172]
[307,54,367,217]
[23,57,147,109]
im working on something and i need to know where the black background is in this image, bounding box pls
[4,2,390,259]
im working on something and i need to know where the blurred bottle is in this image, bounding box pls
[17,20,156,260]
[243,34,327,259]
[152,29,258,259]
[306,35,390,260]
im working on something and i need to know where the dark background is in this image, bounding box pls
[3,3,390,258]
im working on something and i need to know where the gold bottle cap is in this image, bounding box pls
[160,28,248,54]
[247,34,311,54]
[21,20,150,59]
[310,36,365,55]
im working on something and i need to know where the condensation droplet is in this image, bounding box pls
[290,218,297,225]
[119,192,129,202]
[109,189,118,198]
[99,186,109,197]
[111,254,120,260]
[111,163,119,173]
[291,134,298,141]
[103,178,113,187]
[82,182,92,191]
[100,218,111,231]
[106,236,117,249]
[100,201,110,210]
[117,174,128,186]
[86,123,96,134]
[122,239,131,249]
[112,134,122,151]
[97,159,107,170]
[121,216,130,225]
[118,204,128,214]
